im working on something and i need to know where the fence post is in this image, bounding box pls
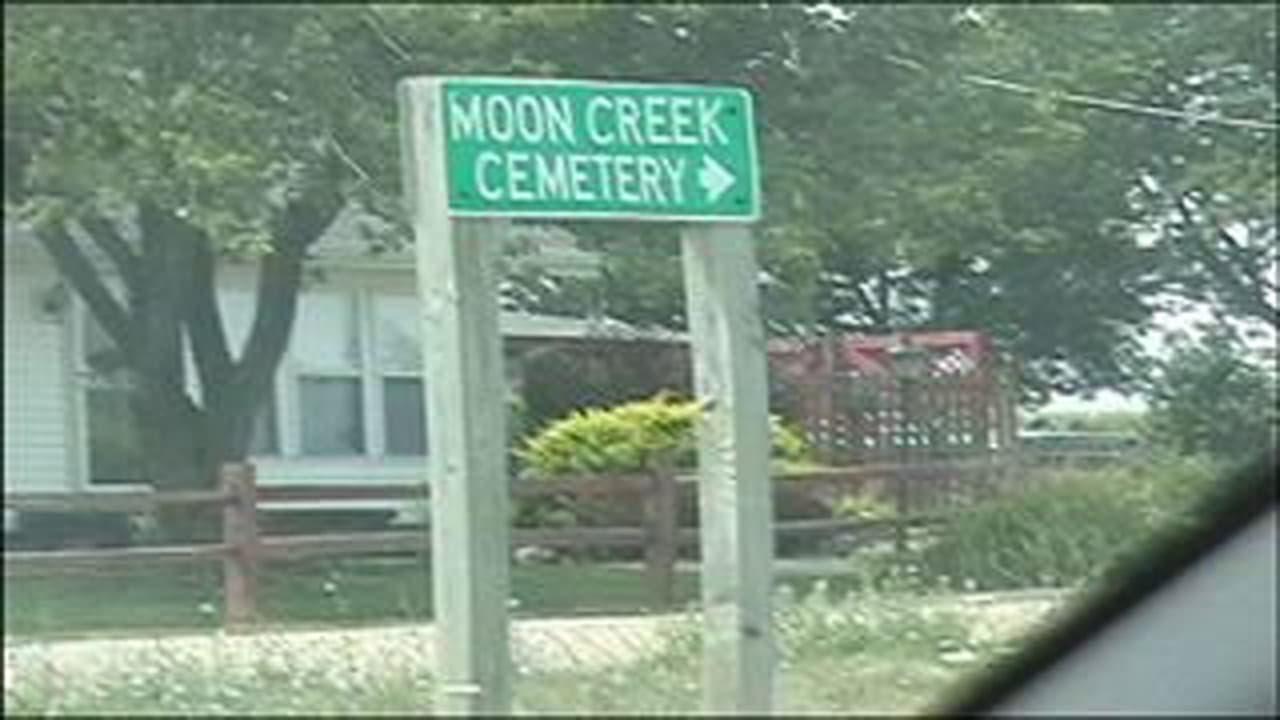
[644,464,678,608]
[894,466,910,554]
[221,462,260,629]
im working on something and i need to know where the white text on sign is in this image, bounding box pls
[447,92,734,207]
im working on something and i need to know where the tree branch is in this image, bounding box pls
[35,222,134,357]
[235,242,304,390]
[79,212,142,295]
[136,202,189,392]
[1214,224,1275,289]
[235,188,341,389]
[1174,199,1278,329]
[182,227,234,396]
[361,8,412,65]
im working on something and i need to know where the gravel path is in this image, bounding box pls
[3,614,673,690]
[929,588,1069,644]
[3,590,1069,691]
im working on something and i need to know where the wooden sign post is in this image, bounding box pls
[398,75,772,715]
[399,79,513,715]
[682,225,776,713]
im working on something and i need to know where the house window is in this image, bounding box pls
[86,386,143,484]
[299,376,365,454]
[383,377,426,456]
[294,291,366,456]
[375,295,427,456]
[82,310,143,484]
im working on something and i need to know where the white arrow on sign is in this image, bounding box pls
[698,155,736,203]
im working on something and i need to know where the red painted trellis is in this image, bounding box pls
[768,331,1019,501]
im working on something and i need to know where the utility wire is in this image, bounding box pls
[884,54,1280,133]
[964,74,1279,133]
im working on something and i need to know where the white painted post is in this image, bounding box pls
[399,78,512,715]
[681,224,776,714]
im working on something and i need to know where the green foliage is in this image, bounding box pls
[3,5,439,496]
[1144,330,1278,464]
[497,4,1275,401]
[511,498,580,531]
[516,343,691,438]
[5,4,1273,499]
[833,494,897,522]
[772,417,815,466]
[519,394,700,476]
[3,5,407,247]
[519,394,813,476]
[5,576,1035,716]
[916,455,1221,591]
[1117,4,1278,332]
[773,580,975,661]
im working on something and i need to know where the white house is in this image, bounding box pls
[3,209,672,527]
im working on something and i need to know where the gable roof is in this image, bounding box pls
[4,216,679,344]
[308,207,603,279]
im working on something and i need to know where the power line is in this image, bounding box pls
[963,74,1280,133]
[884,54,1280,133]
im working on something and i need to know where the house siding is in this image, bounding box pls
[3,247,78,493]
[4,218,651,523]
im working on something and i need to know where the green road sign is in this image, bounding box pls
[439,78,760,222]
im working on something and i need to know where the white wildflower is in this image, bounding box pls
[939,648,979,666]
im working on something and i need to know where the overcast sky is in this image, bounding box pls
[1039,298,1277,416]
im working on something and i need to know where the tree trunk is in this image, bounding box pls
[130,386,221,542]
[38,197,333,544]
[136,390,268,543]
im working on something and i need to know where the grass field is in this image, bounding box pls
[3,556,879,638]
[5,580,1060,716]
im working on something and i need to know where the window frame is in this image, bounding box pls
[381,374,428,458]
[295,373,368,457]
[283,284,433,461]
[372,290,428,459]
[287,287,370,459]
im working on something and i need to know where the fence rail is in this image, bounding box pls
[3,489,232,514]
[4,543,235,575]
[3,451,1114,628]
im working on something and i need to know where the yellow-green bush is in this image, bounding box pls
[518,394,813,476]
[833,493,896,521]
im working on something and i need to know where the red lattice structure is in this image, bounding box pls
[769,331,1019,467]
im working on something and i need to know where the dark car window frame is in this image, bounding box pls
[936,452,1278,715]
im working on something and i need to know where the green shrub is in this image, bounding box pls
[519,393,813,477]
[1143,329,1278,465]
[510,497,580,530]
[833,493,896,522]
[772,580,975,660]
[772,417,815,466]
[916,454,1220,591]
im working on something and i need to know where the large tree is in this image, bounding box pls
[490,4,1275,403]
[6,3,1273,510]
[479,5,1159,399]
[1120,4,1278,336]
[4,6,421,507]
